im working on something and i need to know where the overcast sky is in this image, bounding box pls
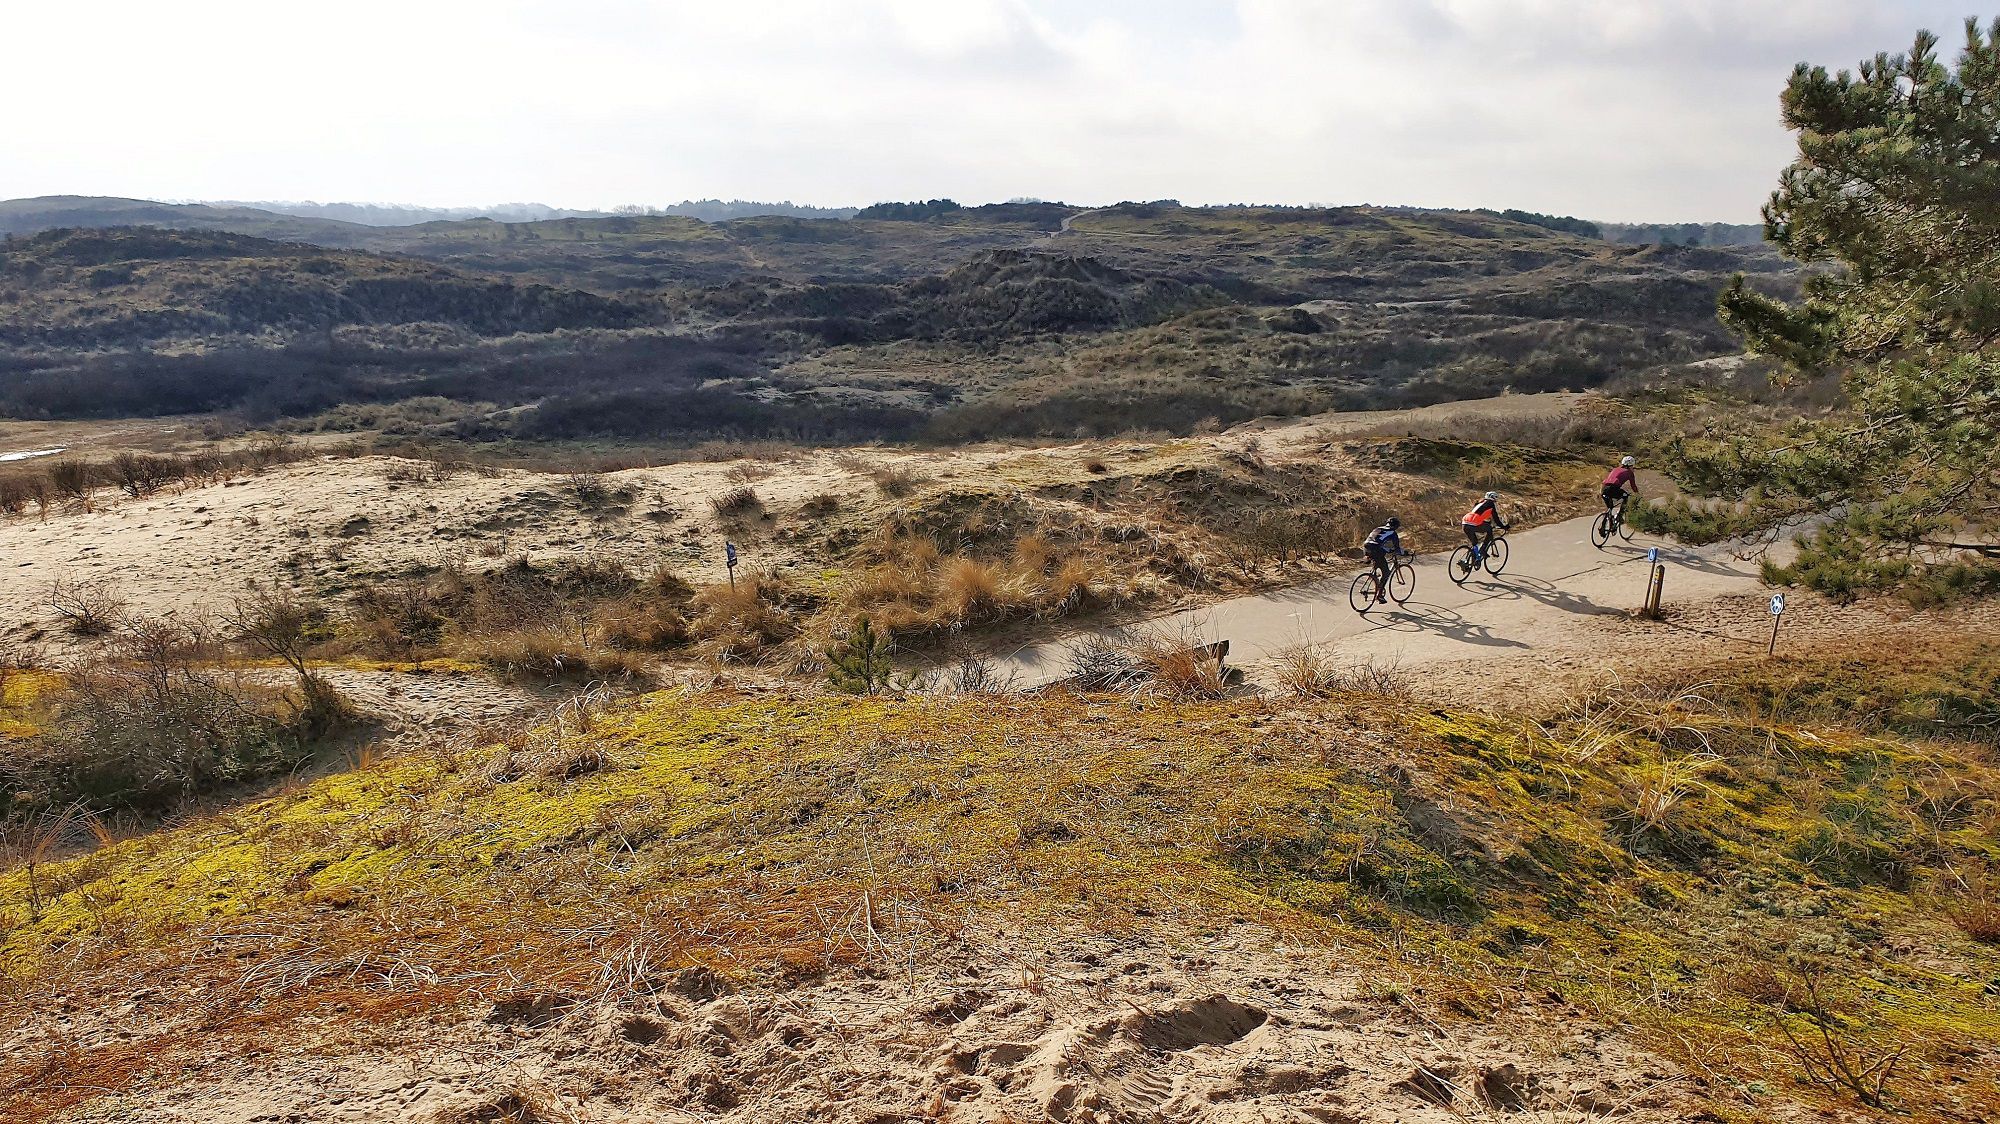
[1,1,1984,221]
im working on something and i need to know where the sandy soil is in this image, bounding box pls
[0,393,1587,645]
[0,416,205,461]
[29,926,1729,1124]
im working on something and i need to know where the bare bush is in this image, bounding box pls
[2,617,312,817]
[1064,634,1143,691]
[564,470,612,508]
[45,459,99,503]
[47,577,125,636]
[4,442,314,519]
[226,584,350,730]
[725,462,776,483]
[382,457,460,485]
[0,476,29,517]
[109,452,185,498]
[1768,961,1905,1110]
[947,655,1016,695]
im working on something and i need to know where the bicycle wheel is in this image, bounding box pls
[1349,572,1377,614]
[1591,512,1612,549]
[1617,509,1636,541]
[1484,536,1509,575]
[1448,545,1476,585]
[1389,559,1415,604]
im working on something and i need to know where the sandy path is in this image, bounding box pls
[989,482,1816,700]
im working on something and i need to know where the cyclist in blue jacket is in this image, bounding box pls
[1362,517,1405,603]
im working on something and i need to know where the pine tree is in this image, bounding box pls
[1673,19,2000,598]
[824,616,897,695]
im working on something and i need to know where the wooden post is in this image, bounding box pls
[1642,564,1665,619]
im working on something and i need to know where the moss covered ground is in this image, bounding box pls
[2,644,1997,1121]
[0,670,60,740]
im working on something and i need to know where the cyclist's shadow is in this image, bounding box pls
[1488,575,1624,618]
[1366,599,1530,649]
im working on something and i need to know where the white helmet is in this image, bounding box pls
[1484,491,1499,501]
[1621,455,1636,467]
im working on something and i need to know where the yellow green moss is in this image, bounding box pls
[3,676,1998,1122]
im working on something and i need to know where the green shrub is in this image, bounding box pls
[1626,496,1772,544]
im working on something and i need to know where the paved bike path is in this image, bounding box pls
[992,512,1781,688]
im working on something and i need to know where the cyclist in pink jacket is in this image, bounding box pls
[1601,456,1638,512]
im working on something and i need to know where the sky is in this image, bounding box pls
[0,1,1985,222]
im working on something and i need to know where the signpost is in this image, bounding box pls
[1767,593,1786,655]
[725,541,739,590]
[1641,547,1666,619]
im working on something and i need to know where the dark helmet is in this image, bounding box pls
[1386,517,1400,530]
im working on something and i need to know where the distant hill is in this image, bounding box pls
[1597,221,1765,247]
[207,199,860,225]
[0,196,367,242]
[0,226,651,349]
[0,200,1791,442]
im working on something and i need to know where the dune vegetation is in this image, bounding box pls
[2,638,1996,1122]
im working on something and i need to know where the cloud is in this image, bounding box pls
[0,0,1982,220]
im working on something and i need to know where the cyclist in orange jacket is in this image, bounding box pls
[1461,491,1509,555]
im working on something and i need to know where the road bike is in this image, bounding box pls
[1349,552,1415,613]
[1448,531,1508,585]
[1591,495,1636,549]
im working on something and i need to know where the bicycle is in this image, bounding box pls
[1349,552,1415,613]
[1591,496,1636,549]
[1448,531,1508,585]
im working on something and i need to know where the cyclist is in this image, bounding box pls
[1602,455,1638,515]
[1361,517,1405,603]
[1461,491,1509,558]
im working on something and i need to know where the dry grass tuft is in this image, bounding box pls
[1625,756,1715,837]
[870,464,927,497]
[1273,644,1411,699]
[709,486,763,517]
[833,532,1112,646]
[466,630,655,683]
[1943,880,2000,943]
[1061,629,1231,698]
[1129,632,1232,700]
[425,1079,581,1124]
[688,577,795,660]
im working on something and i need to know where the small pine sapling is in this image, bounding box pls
[824,616,900,695]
